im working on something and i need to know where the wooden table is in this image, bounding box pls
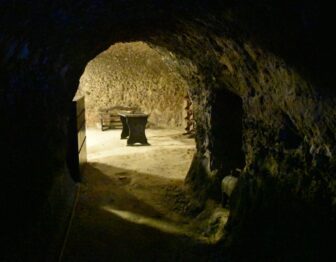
[118,113,150,146]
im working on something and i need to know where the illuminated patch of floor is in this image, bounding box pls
[102,206,189,236]
[86,128,196,180]
[102,205,229,244]
[61,128,228,261]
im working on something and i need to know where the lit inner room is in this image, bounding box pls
[62,42,229,260]
[2,2,334,262]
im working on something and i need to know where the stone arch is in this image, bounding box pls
[2,2,335,261]
[77,41,192,129]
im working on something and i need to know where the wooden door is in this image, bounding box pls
[67,95,87,182]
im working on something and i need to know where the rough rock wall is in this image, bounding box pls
[1,1,335,261]
[214,40,335,261]
[79,42,188,128]
[148,10,335,261]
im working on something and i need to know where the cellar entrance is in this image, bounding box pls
[60,42,228,261]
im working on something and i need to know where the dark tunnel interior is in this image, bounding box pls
[1,1,335,261]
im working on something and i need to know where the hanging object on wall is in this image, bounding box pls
[183,94,195,136]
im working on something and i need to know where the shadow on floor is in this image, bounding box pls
[61,163,223,262]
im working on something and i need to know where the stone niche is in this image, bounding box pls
[78,42,189,129]
[2,1,335,261]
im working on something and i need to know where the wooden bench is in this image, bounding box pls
[99,106,138,131]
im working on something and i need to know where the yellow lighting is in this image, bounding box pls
[102,205,188,236]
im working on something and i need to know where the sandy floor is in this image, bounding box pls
[61,128,228,261]
[86,128,196,180]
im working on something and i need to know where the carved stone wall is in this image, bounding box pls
[78,42,188,128]
[1,1,334,261]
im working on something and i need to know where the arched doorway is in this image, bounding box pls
[60,41,231,261]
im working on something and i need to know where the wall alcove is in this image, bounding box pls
[1,1,335,261]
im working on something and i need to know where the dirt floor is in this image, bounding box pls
[61,128,229,261]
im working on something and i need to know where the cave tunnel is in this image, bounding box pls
[1,1,335,262]
[78,41,196,177]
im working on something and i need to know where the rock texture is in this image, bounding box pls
[151,21,336,260]
[1,1,335,261]
[78,42,188,128]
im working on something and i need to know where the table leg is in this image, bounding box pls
[119,115,129,139]
[126,116,149,146]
